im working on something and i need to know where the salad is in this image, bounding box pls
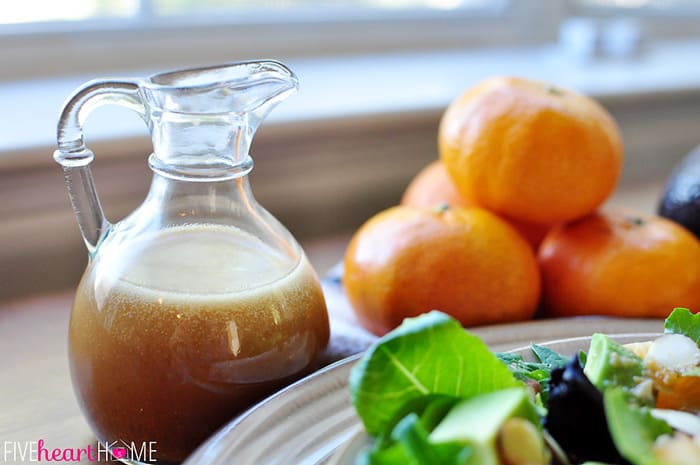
[348,308,700,465]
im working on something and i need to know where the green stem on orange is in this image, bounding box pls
[546,86,565,97]
[433,202,450,214]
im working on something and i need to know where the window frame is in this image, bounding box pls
[1,0,699,82]
[571,0,700,17]
[0,0,564,81]
[565,0,700,43]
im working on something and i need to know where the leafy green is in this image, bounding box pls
[349,311,520,435]
[496,344,568,403]
[579,350,588,367]
[391,414,442,465]
[358,443,406,465]
[374,395,459,450]
[604,388,673,465]
[531,343,570,368]
[497,353,549,382]
[361,413,471,465]
[664,307,700,345]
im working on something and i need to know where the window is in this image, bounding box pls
[2,0,698,83]
[573,0,700,14]
[152,0,505,18]
[1,1,138,25]
[0,0,528,81]
[564,0,700,54]
[0,0,505,26]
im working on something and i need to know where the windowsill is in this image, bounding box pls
[2,38,700,161]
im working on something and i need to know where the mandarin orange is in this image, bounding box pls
[343,205,541,335]
[401,160,550,249]
[656,375,700,413]
[539,210,700,318]
[439,76,623,224]
[401,160,469,208]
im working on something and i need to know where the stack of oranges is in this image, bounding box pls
[344,76,700,336]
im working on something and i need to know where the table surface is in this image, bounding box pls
[0,179,667,464]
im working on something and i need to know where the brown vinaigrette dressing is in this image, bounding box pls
[68,225,329,462]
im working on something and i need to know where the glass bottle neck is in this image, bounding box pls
[147,110,254,181]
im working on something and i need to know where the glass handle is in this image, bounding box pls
[53,79,146,255]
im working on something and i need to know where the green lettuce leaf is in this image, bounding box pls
[361,412,471,465]
[496,344,568,404]
[349,311,520,435]
[604,388,672,465]
[373,394,459,450]
[664,307,700,345]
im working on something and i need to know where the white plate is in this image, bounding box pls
[184,319,662,465]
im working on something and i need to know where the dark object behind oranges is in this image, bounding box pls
[659,144,700,239]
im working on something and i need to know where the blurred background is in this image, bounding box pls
[1,0,700,299]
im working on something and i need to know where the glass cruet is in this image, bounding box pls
[53,61,330,464]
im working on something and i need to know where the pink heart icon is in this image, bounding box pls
[112,447,127,459]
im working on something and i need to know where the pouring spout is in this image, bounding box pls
[242,60,300,119]
[143,60,299,117]
[238,60,300,137]
[141,60,299,178]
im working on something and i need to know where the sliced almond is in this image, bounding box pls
[498,417,548,465]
